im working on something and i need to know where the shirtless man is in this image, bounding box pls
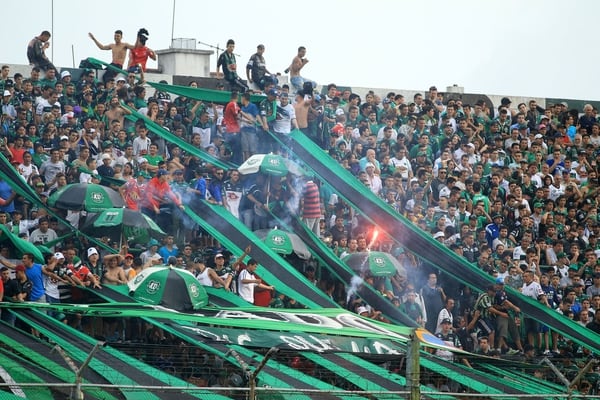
[288,46,316,94]
[101,254,128,285]
[105,96,131,126]
[88,30,133,82]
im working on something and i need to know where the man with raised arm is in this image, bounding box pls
[88,30,134,83]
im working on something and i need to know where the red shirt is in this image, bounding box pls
[69,264,92,282]
[253,273,272,307]
[129,46,153,71]
[224,100,241,133]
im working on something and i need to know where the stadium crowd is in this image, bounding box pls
[2,31,600,388]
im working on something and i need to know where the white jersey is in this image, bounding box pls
[238,268,257,303]
[522,281,544,300]
[196,267,213,287]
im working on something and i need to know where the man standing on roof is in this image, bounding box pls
[246,44,278,92]
[288,46,316,94]
[88,30,134,83]
[217,39,247,92]
[27,30,55,71]
[127,28,156,73]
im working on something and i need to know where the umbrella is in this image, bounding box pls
[342,251,406,278]
[80,208,166,245]
[238,153,288,176]
[127,266,208,311]
[238,153,308,177]
[238,154,308,204]
[0,224,44,263]
[253,228,311,260]
[48,183,124,212]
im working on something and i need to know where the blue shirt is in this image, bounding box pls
[26,263,45,301]
[0,180,14,212]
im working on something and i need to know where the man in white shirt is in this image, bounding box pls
[521,270,549,348]
[237,258,274,304]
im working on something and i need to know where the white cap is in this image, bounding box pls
[60,70,71,79]
[433,231,445,239]
[87,247,99,257]
[60,135,69,141]
[54,252,65,260]
[101,153,112,161]
[3,90,10,97]
[357,306,369,315]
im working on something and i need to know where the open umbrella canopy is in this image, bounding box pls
[128,266,208,311]
[238,153,308,177]
[253,228,311,260]
[342,251,406,278]
[80,208,165,244]
[48,183,124,212]
[0,224,44,263]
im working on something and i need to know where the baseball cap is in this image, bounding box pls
[357,306,369,315]
[268,89,279,97]
[495,277,505,284]
[148,239,159,247]
[3,90,10,97]
[54,252,65,260]
[60,135,69,141]
[433,231,445,239]
[157,169,169,177]
[60,70,71,79]
[125,253,134,259]
[87,247,99,257]
[441,318,452,324]
[15,264,26,272]
[214,253,224,258]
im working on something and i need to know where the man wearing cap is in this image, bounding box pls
[1,89,16,122]
[140,239,162,267]
[43,252,75,319]
[434,318,463,363]
[212,252,236,291]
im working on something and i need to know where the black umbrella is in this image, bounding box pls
[48,183,124,211]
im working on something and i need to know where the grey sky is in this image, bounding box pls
[5,0,599,101]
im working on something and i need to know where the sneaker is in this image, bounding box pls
[507,348,520,355]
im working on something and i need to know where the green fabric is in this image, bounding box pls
[147,81,266,105]
[0,224,44,263]
[182,205,332,309]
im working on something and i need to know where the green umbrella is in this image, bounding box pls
[238,153,301,177]
[0,224,44,263]
[254,228,311,260]
[80,208,165,245]
[48,183,125,212]
[127,266,208,311]
[342,251,406,278]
